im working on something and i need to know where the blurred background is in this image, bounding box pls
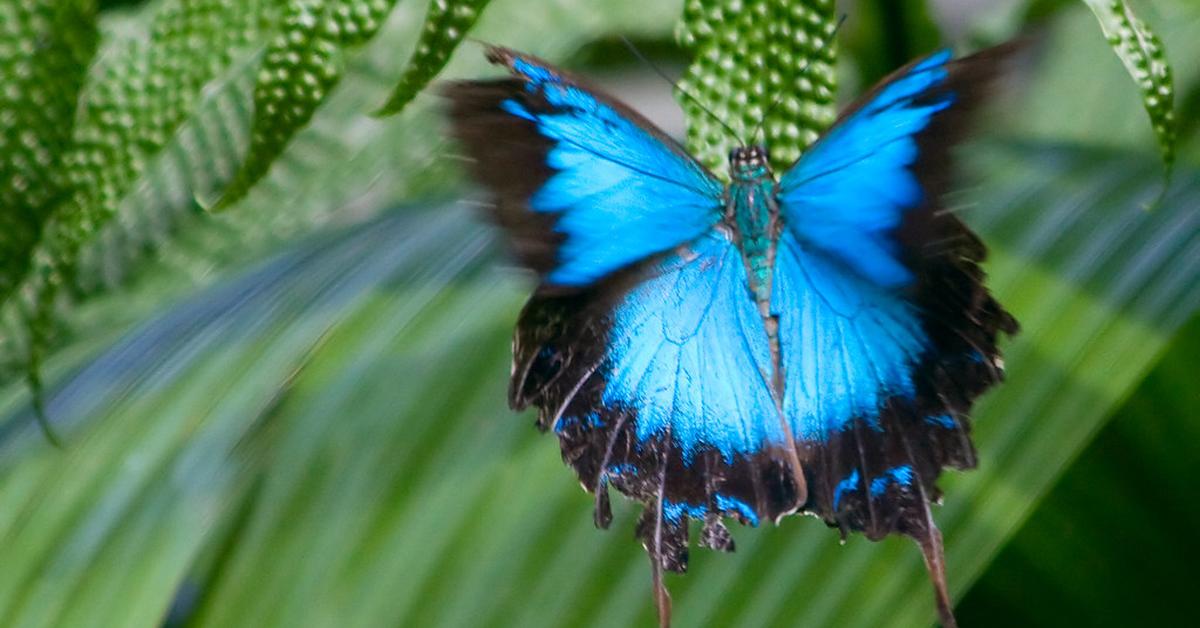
[0,0,1196,627]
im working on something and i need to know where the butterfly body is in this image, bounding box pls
[726,147,780,307]
[443,42,1020,628]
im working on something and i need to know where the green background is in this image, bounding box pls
[0,0,1195,626]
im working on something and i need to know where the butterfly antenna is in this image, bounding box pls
[618,35,744,147]
[752,13,848,145]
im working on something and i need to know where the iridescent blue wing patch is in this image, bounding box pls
[442,46,723,287]
[508,230,804,571]
[775,46,1020,622]
[778,50,958,288]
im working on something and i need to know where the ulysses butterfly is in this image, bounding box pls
[443,40,1019,628]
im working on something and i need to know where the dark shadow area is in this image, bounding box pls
[958,315,1200,626]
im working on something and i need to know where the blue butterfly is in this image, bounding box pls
[444,43,1018,628]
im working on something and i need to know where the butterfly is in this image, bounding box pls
[442,41,1019,628]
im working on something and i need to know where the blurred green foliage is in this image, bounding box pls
[675,0,838,172]
[0,0,1195,627]
[960,317,1200,627]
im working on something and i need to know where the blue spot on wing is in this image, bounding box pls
[778,49,955,288]
[605,463,639,477]
[773,232,928,441]
[834,465,915,511]
[498,57,723,286]
[833,469,860,510]
[925,413,958,429]
[662,499,708,524]
[602,230,780,462]
[660,494,761,526]
[715,494,760,526]
[869,465,915,497]
[554,411,604,433]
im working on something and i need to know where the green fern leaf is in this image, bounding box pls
[676,0,838,174]
[0,0,98,304]
[53,0,273,240]
[1083,0,1177,172]
[8,0,279,429]
[374,0,491,116]
[213,0,400,210]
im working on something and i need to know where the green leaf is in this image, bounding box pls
[373,0,491,116]
[958,315,1200,627]
[838,0,942,89]
[47,0,274,261]
[1,0,279,430]
[1083,0,1177,172]
[676,0,838,174]
[0,0,98,300]
[0,203,506,627]
[212,0,400,209]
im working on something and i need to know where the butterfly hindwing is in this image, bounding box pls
[511,232,804,569]
[441,46,723,288]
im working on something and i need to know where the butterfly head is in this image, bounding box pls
[729,145,771,182]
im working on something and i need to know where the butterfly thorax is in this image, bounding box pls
[727,146,780,308]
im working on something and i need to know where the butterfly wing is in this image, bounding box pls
[442,46,724,288]
[511,230,804,570]
[774,45,1020,623]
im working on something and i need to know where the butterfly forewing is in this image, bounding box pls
[441,46,724,288]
